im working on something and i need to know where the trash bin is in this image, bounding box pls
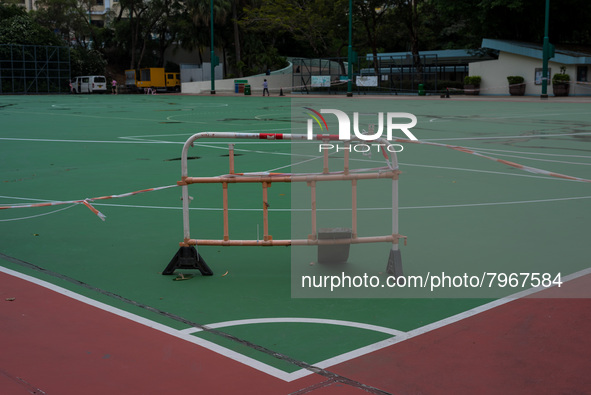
[244,84,251,96]
[418,84,426,96]
[317,227,352,264]
[234,80,248,94]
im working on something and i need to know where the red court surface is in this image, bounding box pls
[2,270,590,395]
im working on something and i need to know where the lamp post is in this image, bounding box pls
[210,0,216,94]
[347,0,353,97]
[541,0,550,99]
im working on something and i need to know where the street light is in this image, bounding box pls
[541,0,551,99]
[347,0,353,97]
[210,0,215,94]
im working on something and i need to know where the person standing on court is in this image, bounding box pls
[111,79,117,94]
[263,79,270,96]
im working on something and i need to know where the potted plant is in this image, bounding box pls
[552,67,570,96]
[463,76,481,95]
[507,76,526,96]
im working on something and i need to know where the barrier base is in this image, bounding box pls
[386,248,403,277]
[162,246,213,276]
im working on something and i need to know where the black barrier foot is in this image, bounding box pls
[162,246,213,276]
[386,248,403,277]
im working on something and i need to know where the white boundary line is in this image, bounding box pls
[0,265,292,381]
[180,317,405,336]
[2,195,590,215]
[1,264,590,382]
[422,132,591,141]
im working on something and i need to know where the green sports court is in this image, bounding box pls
[1,93,590,394]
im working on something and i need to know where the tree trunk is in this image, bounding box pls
[232,0,242,77]
[129,1,136,69]
[410,0,422,80]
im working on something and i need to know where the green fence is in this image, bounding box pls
[0,44,71,94]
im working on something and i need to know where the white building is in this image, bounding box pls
[469,38,591,96]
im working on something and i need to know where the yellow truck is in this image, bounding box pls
[125,68,180,93]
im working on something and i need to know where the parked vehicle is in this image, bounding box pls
[125,69,140,93]
[124,68,180,93]
[72,76,107,93]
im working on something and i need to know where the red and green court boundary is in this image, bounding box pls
[1,94,590,393]
[1,267,590,394]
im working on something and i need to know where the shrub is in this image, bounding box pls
[507,76,524,84]
[552,73,570,84]
[464,75,481,85]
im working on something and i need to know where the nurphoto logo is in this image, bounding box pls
[305,108,418,154]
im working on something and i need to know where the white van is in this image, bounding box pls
[72,76,107,94]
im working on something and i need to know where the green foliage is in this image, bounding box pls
[4,0,591,82]
[0,3,27,20]
[464,75,481,85]
[507,76,524,84]
[0,10,64,46]
[70,47,107,76]
[552,73,570,84]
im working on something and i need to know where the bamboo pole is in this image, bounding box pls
[228,143,235,174]
[223,182,229,241]
[186,235,402,247]
[309,181,317,240]
[262,182,271,241]
[352,179,357,238]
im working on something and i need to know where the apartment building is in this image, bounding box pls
[17,0,119,27]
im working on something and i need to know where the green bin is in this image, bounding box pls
[418,84,426,96]
[244,84,251,96]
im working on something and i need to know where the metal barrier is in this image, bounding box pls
[162,132,406,276]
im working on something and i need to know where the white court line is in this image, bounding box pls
[0,137,182,144]
[0,204,78,222]
[401,267,591,341]
[1,264,589,382]
[459,146,591,159]
[3,196,590,213]
[7,134,586,183]
[428,111,591,123]
[421,131,591,142]
[457,152,591,166]
[87,195,591,212]
[0,265,293,382]
[180,317,404,336]
[399,161,588,182]
[1,110,177,123]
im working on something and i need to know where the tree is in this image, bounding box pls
[353,0,392,76]
[241,0,347,58]
[0,4,64,46]
[33,0,107,50]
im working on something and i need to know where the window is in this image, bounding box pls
[577,66,588,82]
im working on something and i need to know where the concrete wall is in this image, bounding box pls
[180,63,224,83]
[469,52,590,95]
[182,63,293,95]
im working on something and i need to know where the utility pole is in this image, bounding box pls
[541,0,551,99]
[210,0,216,94]
[347,0,353,97]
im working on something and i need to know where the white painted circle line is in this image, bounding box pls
[180,317,405,336]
